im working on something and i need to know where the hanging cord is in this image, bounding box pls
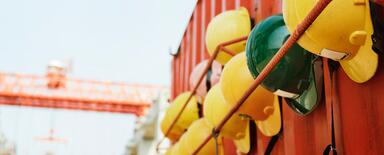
[264,134,280,155]
[322,58,338,155]
[191,0,333,154]
[212,128,220,155]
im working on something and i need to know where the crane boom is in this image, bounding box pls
[0,72,167,116]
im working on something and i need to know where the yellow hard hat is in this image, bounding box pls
[203,85,253,154]
[205,7,251,65]
[203,84,248,140]
[160,92,200,141]
[255,95,281,136]
[160,112,183,142]
[233,122,251,153]
[170,142,188,155]
[220,52,274,120]
[220,52,281,136]
[179,118,224,155]
[164,145,174,155]
[283,0,378,83]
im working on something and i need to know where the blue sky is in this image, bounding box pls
[0,0,196,154]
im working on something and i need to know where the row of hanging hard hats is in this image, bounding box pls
[204,7,282,153]
[206,0,383,84]
[162,7,281,154]
[205,0,383,113]
[204,6,320,118]
[163,53,282,154]
[163,1,384,153]
[161,8,284,155]
[160,59,223,153]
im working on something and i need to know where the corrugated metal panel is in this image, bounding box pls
[170,0,384,154]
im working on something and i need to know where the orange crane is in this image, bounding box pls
[0,63,166,116]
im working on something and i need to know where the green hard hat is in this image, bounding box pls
[245,14,323,115]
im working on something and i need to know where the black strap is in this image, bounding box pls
[323,58,338,155]
[247,121,257,155]
[197,102,203,118]
[370,0,384,54]
[264,134,280,155]
[206,69,213,91]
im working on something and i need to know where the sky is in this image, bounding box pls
[0,0,197,85]
[0,106,136,155]
[0,0,197,154]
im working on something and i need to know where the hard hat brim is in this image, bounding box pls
[233,120,251,153]
[339,11,378,83]
[182,119,225,155]
[340,45,378,83]
[255,95,282,136]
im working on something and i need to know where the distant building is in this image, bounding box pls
[0,132,16,155]
[124,90,170,155]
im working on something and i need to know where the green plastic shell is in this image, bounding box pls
[245,14,323,115]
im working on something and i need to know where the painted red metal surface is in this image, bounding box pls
[334,64,384,155]
[0,72,166,116]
